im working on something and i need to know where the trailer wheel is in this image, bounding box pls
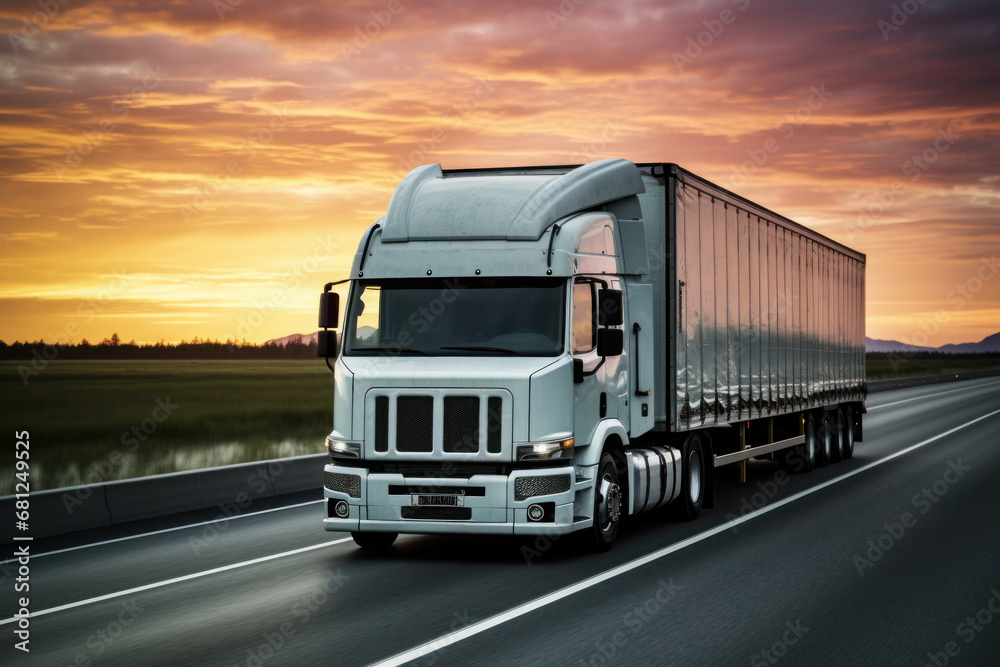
[815,411,833,468]
[351,531,397,550]
[672,434,705,521]
[783,414,815,473]
[842,407,855,459]
[830,408,846,463]
[587,451,622,553]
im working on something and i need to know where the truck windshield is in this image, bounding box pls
[343,277,565,357]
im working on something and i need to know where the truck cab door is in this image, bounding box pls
[572,278,624,444]
[626,282,655,436]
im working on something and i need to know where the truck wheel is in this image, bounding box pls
[587,451,622,553]
[672,434,705,521]
[351,531,397,550]
[842,407,855,459]
[815,411,832,468]
[830,408,846,463]
[783,414,815,473]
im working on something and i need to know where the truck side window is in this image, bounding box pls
[573,281,596,353]
[351,285,381,347]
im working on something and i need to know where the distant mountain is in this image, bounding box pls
[265,332,318,347]
[937,331,1000,354]
[866,332,1000,353]
[864,337,933,353]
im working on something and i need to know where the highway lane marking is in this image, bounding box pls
[0,538,353,626]
[868,379,1000,411]
[370,406,1000,667]
[0,500,324,564]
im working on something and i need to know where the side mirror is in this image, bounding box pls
[598,289,623,326]
[319,292,340,329]
[597,328,623,357]
[317,330,339,359]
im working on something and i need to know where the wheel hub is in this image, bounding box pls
[598,475,621,531]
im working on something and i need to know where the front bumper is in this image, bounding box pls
[322,462,577,536]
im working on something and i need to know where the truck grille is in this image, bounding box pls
[370,391,508,457]
[324,471,361,498]
[396,396,434,452]
[514,474,572,501]
[444,396,479,453]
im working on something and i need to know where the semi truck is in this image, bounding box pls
[317,159,866,552]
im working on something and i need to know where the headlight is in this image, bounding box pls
[516,437,574,461]
[326,435,362,460]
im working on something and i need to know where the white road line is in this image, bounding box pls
[0,500,324,564]
[868,379,1000,411]
[0,538,352,626]
[370,407,1000,667]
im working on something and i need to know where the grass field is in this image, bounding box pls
[3,356,999,494]
[866,357,1000,381]
[0,360,332,494]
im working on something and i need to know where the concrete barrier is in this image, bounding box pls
[105,470,204,524]
[868,369,1000,393]
[0,453,326,544]
[193,460,276,507]
[268,454,326,496]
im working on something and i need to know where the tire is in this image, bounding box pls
[587,452,623,553]
[815,411,832,468]
[842,406,856,460]
[830,408,845,463]
[351,531,398,550]
[783,414,815,473]
[672,434,705,521]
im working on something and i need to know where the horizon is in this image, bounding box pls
[1,0,998,347]
[4,328,1000,350]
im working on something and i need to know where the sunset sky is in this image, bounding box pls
[1,0,998,347]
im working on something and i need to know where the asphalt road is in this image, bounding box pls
[3,377,1000,666]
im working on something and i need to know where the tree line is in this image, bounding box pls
[0,334,318,360]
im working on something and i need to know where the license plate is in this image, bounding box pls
[412,494,463,507]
